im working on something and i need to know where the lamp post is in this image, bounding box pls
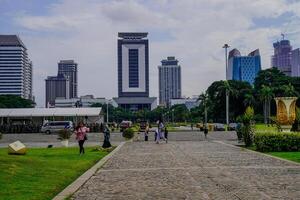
[106,99,111,124]
[223,44,230,127]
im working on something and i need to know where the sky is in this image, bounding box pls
[1,0,300,107]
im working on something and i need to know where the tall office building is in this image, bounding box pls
[272,39,292,76]
[58,60,77,98]
[227,49,261,85]
[113,32,157,111]
[45,74,69,107]
[0,35,33,99]
[158,56,181,106]
[291,48,300,77]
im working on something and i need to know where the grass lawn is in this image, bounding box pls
[255,124,277,132]
[0,147,110,200]
[267,152,300,163]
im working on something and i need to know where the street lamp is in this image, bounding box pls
[223,44,230,127]
[106,99,111,124]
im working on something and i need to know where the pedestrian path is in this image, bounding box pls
[71,140,300,200]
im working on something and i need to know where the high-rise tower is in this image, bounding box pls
[58,60,78,98]
[158,56,181,106]
[0,35,33,99]
[113,32,156,111]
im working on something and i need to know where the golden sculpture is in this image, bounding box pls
[275,97,297,127]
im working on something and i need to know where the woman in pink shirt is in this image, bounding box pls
[75,122,90,155]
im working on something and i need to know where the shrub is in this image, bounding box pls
[122,128,135,139]
[57,129,72,140]
[241,107,254,147]
[254,131,300,152]
[0,132,2,140]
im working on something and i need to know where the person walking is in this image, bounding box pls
[75,122,90,155]
[164,127,168,143]
[156,119,167,144]
[145,122,149,141]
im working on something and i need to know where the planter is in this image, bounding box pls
[274,97,297,131]
[61,139,69,147]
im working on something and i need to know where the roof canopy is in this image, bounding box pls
[0,107,102,117]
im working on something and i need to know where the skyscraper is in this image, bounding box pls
[227,49,261,85]
[158,56,181,106]
[45,74,69,107]
[272,39,292,76]
[291,48,300,77]
[58,60,78,98]
[113,32,157,111]
[0,35,33,99]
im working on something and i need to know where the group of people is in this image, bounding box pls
[74,119,169,155]
[73,122,112,155]
[143,120,168,144]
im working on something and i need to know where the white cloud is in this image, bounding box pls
[11,0,300,106]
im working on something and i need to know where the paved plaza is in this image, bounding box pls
[69,133,300,200]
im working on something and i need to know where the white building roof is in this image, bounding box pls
[0,107,102,117]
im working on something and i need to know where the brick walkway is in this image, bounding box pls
[71,139,300,200]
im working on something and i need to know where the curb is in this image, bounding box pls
[52,141,126,200]
[214,140,300,166]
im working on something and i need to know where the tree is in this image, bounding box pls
[243,92,256,107]
[0,95,35,108]
[259,85,274,124]
[198,92,209,126]
[205,80,253,122]
[279,83,299,97]
[254,67,290,95]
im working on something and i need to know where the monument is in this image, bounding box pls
[274,97,297,131]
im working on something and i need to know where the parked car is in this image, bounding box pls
[214,123,225,131]
[41,121,73,134]
[228,123,238,131]
[119,120,132,132]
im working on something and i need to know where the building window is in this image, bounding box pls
[128,49,139,88]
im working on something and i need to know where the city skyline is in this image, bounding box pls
[1,0,300,106]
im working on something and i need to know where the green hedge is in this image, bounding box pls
[122,128,135,139]
[254,131,300,152]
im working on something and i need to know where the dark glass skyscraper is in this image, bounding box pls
[45,74,69,107]
[58,60,78,98]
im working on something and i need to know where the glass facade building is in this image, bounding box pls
[291,48,300,77]
[58,60,78,98]
[272,40,292,76]
[45,74,69,107]
[227,49,261,85]
[158,56,182,106]
[0,35,33,99]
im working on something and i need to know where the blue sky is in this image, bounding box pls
[1,0,300,106]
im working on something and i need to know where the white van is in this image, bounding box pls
[41,121,74,134]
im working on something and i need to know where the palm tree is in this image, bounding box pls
[198,92,209,127]
[259,85,274,124]
[243,92,256,107]
[217,81,237,124]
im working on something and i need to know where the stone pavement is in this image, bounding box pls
[71,138,300,199]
